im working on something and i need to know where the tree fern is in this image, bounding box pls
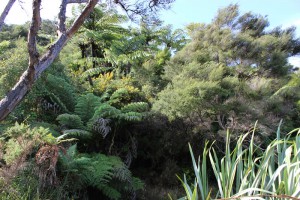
[91,104,122,120]
[87,104,119,133]
[75,93,102,124]
[56,114,84,129]
[88,103,146,128]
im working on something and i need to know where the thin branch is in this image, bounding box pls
[67,0,89,3]
[67,0,98,37]
[58,0,68,34]
[113,0,175,21]
[28,0,41,69]
[0,0,17,31]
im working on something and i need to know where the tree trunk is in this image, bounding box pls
[0,0,98,121]
[0,0,17,31]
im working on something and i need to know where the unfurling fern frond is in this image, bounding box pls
[56,114,84,129]
[121,102,149,113]
[75,93,102,124]
[56,129,92,142]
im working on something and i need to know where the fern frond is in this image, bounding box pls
[119,112,143,122]
[56,129,92,142]
[108,88,130,106]
[75,93,101,124]
[58,144,143,199]
[66,144,77,158]
[272,85,300,99]
[46,74,76,111]
[42,92,68,113]
[88,104,120,131]
[99,184,121,200]
[72,154,122,187]
[92,118,111,138]
[58,144,77,169]
[93,104,122,119]
[81,66,113,79]
[121,102,149,113]
[56,114,84,129]
[131,177,145,191]
[84,56,105,64]
[113,162,132,182]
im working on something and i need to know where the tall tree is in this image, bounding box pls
[0,0,175,121]
[153,4,300,134]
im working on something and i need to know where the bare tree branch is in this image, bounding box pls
[0,0,98,121]
[68,0,89,3]
[36,0,99,77]
[112,0,175,22]
[67,0,98,36]
[28,0,41,68]
[58,0,68,34]
[0,0,17,31]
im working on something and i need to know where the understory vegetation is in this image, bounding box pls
[0,3,300,200]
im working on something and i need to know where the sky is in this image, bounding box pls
[160,0,300,33]
[1,0,300,66]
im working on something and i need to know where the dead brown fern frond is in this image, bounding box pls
[35,144,65,188]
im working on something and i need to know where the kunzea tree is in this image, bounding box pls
[0,0,175,121]
[153,4,300,135]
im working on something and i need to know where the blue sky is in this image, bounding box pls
[2,0,300,35]
[160,0,300,36]
[1,0,300,66]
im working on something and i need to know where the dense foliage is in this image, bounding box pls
[0,3,300,200]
